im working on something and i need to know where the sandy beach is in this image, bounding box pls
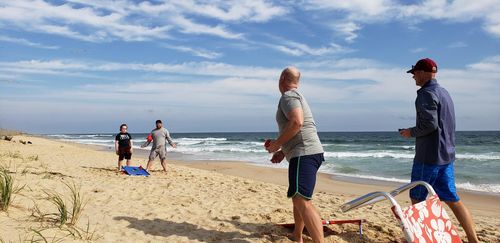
[0,135,499,242]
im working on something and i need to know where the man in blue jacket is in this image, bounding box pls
[400,58,478,243]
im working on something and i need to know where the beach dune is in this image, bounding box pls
[0,135,498,242]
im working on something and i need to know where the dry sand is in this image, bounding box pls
[0,135,498,242]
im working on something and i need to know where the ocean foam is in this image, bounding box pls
[175,147,265,154]
[319,171,500,194]
[457,153,500,160]
[178,137,227,141]
[455,182,500,194]
[324,151,414,159]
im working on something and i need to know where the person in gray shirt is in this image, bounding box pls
[265,67,325,243]
[142,120,177,172]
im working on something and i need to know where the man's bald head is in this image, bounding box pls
[279,67,301,94]
[280,67,301,84]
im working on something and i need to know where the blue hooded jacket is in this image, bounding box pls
[410,79,456,165]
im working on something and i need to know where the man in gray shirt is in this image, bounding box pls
[142,120,177,172]
[266,67,325,243]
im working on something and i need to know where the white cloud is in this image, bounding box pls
[0,73,19,83]
[301,0,395,42]
[0,60,88,71]
[0,35,59,49]
[466,55,500,72]
[0,59,280,79]
[447,41,468,48]
[304,0,395,18]
[398,0,500,37]
[302,0,500,41]
[170,0,287,23]
[295,58,387,70]
[484,9,500,37]
[161,44,222,59]
[0,0,287,42]
[71,77,278,105]
[1,56,499,131]
[169,15,243,39]
[0,58,429,106]
[411,47,426,53]
[0,0,172,42]
[333,22,362,42]
[265,38,352,56]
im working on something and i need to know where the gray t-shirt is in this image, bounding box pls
[150,127,174,150]
[276,89,323,161]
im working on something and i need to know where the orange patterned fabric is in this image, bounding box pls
[395,195,462,243]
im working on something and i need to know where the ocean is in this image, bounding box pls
[46,131,500,194]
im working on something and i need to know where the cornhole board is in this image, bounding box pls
[122,166,150,176]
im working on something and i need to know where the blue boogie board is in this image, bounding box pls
[122,166,150,176]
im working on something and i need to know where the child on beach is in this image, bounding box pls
[115,123,133,171]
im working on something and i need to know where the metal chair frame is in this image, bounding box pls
[340,181,437,242]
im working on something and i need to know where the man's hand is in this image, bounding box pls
[171,143,177,148]
[270,151,285,163]
[265,139,281,153]
[399,128,412,138]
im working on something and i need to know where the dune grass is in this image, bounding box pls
[5,151,22,159]
[0,167,14,211]
[29,182,98,241]
[28,227,67,243]
[42,181,87,227]
[27,220,101,242]
[29,228,50,243]
[65,182,86,226]
[63,219,101,241]
[44,191,68,226]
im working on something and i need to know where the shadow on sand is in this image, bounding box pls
[81,166,118,172]
[217,218,376,243]
[114,216,265,242]
[113,215,375,242]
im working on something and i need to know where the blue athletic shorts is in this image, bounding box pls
[287,153,324,200]
[410,161,460,202]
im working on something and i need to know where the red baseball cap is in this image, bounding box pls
[407,58,438,74]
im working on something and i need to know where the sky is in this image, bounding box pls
[0,0,499,134]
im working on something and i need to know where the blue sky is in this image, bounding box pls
[0,0,499,133]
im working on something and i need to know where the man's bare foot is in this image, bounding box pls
[288,232,303,243]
